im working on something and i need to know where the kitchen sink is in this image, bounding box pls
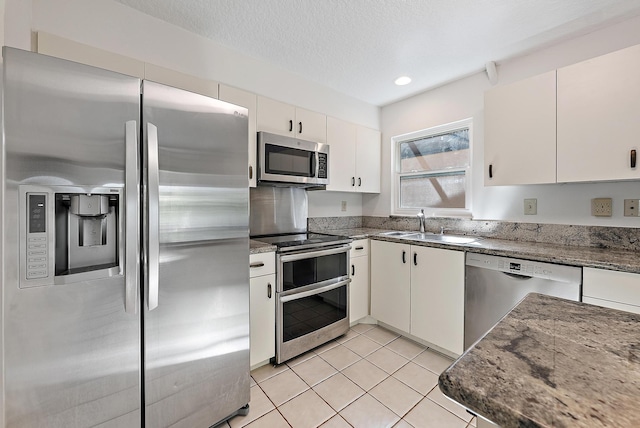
[404,233,482,245]
[379,231,415,237]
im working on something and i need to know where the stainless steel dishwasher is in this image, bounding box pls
[464,253,581,350]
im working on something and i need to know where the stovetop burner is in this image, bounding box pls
[254,232,351,252]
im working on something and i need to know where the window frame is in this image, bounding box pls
[391,118,473,218]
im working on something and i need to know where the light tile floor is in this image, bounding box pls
[225,324,477,428]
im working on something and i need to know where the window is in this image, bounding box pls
[392,119,472,217]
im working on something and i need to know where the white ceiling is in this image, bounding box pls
[112,0,640,106]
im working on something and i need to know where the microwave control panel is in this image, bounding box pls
[317,153,328,179]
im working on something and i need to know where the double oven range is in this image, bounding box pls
[250,187,351,364]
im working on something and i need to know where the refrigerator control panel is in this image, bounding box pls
[26,193,49,280]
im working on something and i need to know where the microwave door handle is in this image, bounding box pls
[311,151,317,178]
[146,122,160,311]
[124,120,139,315]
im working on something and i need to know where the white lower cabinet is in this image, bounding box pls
[371,240,411,332]
[410,246,464,355]
[370,240,464,355]
[583,267,640,315]
[349,239,370,323]
[249,252,276,368]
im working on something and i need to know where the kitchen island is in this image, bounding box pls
[439,293,640,427]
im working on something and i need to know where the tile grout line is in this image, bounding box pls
[246,325,471,428]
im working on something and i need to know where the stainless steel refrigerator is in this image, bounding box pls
[1,47,250,427]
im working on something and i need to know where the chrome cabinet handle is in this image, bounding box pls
[267,282,272,299]
[358,177,362,187]
[125,120,139,315]
[351,177,355,186]
[250,262,265,268]
[299,121,303,134]
[147,122,160,311]
[631,149,637,169]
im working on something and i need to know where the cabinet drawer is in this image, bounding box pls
[583,267,640,307]
[249,252,275,277]
[583,296,640,315]
[350,239,369,258]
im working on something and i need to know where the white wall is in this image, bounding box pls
[307,191,363,218]
[9,0,381,130]
[364,14,640,227]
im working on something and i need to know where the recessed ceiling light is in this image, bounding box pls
[394,76,412,86]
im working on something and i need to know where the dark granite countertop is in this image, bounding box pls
[309,228,640,274]
[438,293,640,427]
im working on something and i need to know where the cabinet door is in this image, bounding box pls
[355,126,381,193]
[557,44,640,182]
[370,240,411,332]
[350,255,370,323]
[326,116,357,191]
[484,70,556,185]
[250,274,276,367]
[410,246,464,355]
[37,31,145,78]
[256,96,296,136]
[583,267,640,314]
[295,107,327,143]
[144,63,218,98]
[219,85,258,187]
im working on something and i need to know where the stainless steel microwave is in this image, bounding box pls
[257,132,329,187]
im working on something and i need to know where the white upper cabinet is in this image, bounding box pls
[256,96,327,143]
[326,117,381,193]
[484,71,557,186]
[326,117,357,191]
[219,85,258,187]
[557,44,640,183]
[144,63,218,98]
[356,126,382,193]
[37,32,145,78]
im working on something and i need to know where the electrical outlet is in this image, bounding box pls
[591,198,612,217]
[341,200,347,212]
[624,199,639,217]
[524,198,537,215]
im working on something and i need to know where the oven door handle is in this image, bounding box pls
[280,279,351,303]
[279,244,352,262]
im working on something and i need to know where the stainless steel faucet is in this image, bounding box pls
[417,209,425,233]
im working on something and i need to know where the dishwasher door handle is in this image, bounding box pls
[502,271,533,280]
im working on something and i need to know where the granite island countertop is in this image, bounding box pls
[439,293,640,427]
[310,227,640,274]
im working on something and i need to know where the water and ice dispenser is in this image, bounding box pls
[20,186,123,288]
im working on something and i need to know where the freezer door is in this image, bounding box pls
[142,81,250,427]
[2,48,141,427]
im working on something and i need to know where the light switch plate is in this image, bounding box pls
[524,198,537,215]
[591,198,612,217]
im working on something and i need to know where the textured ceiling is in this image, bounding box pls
[112,0,640,106]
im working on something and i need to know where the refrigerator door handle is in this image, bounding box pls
[147,122,160,311]
[125,120,139,314]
